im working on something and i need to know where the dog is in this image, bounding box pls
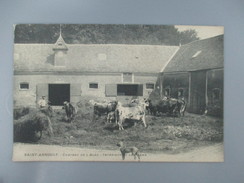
[117,141,140,161]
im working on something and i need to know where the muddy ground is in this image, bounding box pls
[13,98,223,155]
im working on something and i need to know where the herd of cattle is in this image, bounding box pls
[68,96,187,130]
[14,96,187,142]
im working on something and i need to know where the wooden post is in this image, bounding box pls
[188,72,191,107]
[205,70,209,109]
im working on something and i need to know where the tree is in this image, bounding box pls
[178,29,199,45]
[14,24,60,43]
[14,24,199,45]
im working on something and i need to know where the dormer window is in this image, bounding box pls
[53,34,68,67]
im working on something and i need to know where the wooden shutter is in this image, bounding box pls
[70,83,81,103]
[36,84,48,103]
[137,84,143,96]
[105,84,117,97]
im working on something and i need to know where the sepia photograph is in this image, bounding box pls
[13,24,224,162]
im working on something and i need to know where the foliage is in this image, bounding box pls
[14,24,199,45]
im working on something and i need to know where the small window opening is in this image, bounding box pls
[89,83,98,89]
[146,83,155,89]
[20,83,29,90]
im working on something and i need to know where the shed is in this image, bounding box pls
[159,35,224,116]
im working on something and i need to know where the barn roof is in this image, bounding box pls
[14,43,178,74]
[162,35,224,73]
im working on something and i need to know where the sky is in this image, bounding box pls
[175,25,224,39]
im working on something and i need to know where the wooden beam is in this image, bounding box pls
[188,72,191,107]
[205,71,209,108]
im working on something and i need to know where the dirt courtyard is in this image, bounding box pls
[13,98,224,162]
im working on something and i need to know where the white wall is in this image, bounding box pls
[14,73,157,106]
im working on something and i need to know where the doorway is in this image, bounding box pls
[117,84,143,96]
[189,71,206,114]
[48,84,70,106]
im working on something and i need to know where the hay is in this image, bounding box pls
[13,107,30,120]
[14,109,53,142]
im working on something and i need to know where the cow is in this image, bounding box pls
[63,101,76,122]
[91,100,118,121]
[146,97,186,117]
[115,101,148,130]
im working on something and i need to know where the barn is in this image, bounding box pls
[14,34,178,107]
[158,35,224,116]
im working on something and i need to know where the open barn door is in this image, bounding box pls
[189,71,206,114]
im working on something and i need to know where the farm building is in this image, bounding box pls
[158,35,224,116]
[14,34,178,107]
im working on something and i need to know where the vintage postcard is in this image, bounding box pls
[13,24,224,162]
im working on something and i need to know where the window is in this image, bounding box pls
[117,84,143,96]
[123,73,133,83]
[89,83,98,89]
[20,82,29,90]
[146,83,155,89]
[57,41,63,46]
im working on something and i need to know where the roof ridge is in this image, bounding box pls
[180,34,224,47]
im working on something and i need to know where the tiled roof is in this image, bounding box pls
[163,35,224,72]
[14,43,178,73]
